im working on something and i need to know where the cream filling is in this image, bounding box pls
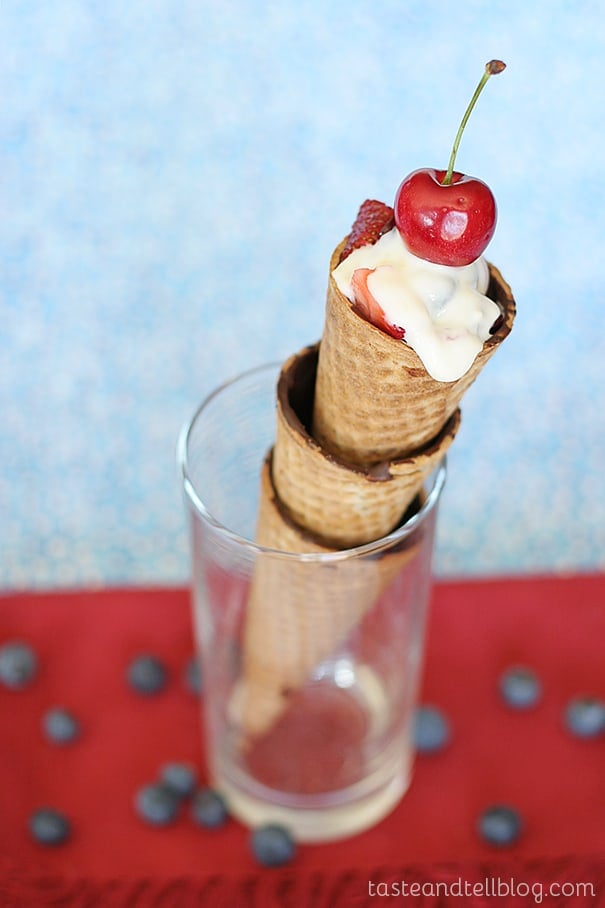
[333,228,499,382]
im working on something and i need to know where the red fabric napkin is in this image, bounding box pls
[1,575,604,906]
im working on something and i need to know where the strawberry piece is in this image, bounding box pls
[339,199,395,262]
[350,269,405,340]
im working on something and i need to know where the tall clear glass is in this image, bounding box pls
[178,362,445,842]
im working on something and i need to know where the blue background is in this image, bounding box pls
[1,1,604,589]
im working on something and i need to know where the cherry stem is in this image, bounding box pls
[442,59,506,186]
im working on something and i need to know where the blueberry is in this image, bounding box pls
[477,805,522,847]
[413,705,451,753]
[160,762,198,799]
[0,641,38,689]
[499,666,542,709]
[250,823,296,867]
[134,783,179,826]
[191,788,228,829]
[564,695,605,739]
[127,655,167,695]
[184,657,203,695]
[43,707,81,745]
[29,808,71,846]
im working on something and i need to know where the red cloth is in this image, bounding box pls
[1,575,605,906]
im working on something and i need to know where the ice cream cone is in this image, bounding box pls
[238,454,424,740]
[238,237,515,742]
[312,239,516,465]
[272,344,460,547]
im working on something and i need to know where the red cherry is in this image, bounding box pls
[394,60,505,267]
[394,167,497,266]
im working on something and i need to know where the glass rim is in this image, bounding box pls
[177,360,446,563]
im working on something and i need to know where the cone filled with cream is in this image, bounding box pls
[313,232,515,465]
[237,203,515,743]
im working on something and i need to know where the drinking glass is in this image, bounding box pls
[178,362,444,842]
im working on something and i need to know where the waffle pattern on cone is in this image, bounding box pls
[312,240,515,464]
[272,345,460,547]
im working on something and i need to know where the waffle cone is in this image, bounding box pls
[237,455,422,740]
[238,240,514,742]
[312,240,516,464]
[272,344,460,547]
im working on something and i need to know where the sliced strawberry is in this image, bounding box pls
[350,268,405,340]
[339,199,395,262]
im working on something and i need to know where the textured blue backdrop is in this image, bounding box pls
[1,1,604,589]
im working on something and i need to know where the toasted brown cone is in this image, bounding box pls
[238,454,423,740]
[239,241,515,742]
[272,344,460,547]
[312,240,516,464]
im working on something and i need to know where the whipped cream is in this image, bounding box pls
[333,228,500,382]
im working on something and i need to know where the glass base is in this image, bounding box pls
[211,665,413,842]
[214,762,409,843]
